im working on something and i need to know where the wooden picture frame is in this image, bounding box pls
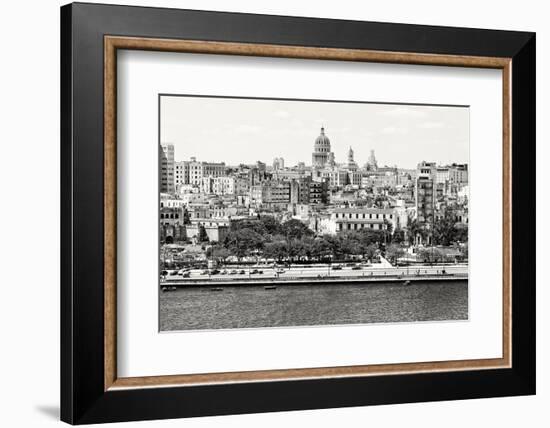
[61,2,535,424]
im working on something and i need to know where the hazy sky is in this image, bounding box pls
[160,95,469,169]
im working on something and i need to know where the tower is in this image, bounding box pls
[347,146,358,171]
[365,149,378,171]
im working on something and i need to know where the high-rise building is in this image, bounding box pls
[272,157,285,170]
[312,127,333,168]
[415,161,436,227]
[160,143,175,194]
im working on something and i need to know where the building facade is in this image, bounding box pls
[415,161,436,226]
[160,143,175,194]
[330,207,398,233]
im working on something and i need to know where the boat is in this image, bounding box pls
[404,280,411,286]
[264,285,277,290]
[210,287,224,291]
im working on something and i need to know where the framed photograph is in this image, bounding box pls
[61,2,535,424]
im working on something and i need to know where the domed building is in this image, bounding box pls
[312,127,334,168]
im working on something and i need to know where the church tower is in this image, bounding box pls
[347,146,358,171]
[365,149,378,171]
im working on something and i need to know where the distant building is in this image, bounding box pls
[347,171,362,187]
[365,149,378,171]
[415,161,436,228]
[308,180,329,204]
[250,181,291,209]
[186,219,230,243]
[272,157,285,170]
[449,163,468,186]
[319,169,349,187]
[330,207,399,233]
[273,168,310,181]
[346,146,358,171]
[160,206,184,226]
[160,143,175,194]
[174,160,189,188]
[312,127,334,168]
[181,157,226,186]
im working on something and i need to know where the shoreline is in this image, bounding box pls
[161,273,467,288]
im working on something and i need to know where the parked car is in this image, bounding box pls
[352,265,362,270]
[239,270,246,275]
[210,269,220,275]
[182,272,190,278]
[230,270,238,275]
[201,270,209,275]
[332,265,342,270]
[250,269,259,274]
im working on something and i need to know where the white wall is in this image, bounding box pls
[0,1,546,427]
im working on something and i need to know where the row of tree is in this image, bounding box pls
[407,208,468,246]
[204,217,389,264]
[201,212,468,264]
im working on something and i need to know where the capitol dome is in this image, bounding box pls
[312,127,333,168]
[314,127,331,153]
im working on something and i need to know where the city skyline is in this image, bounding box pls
[161,95,469,169]
[158,95,469,331]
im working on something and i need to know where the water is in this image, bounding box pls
[160,280,468,331]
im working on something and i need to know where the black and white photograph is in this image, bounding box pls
[159,95,469,331]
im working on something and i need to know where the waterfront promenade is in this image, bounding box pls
[161,261,468,287]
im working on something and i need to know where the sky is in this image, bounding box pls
[160,95,469,170]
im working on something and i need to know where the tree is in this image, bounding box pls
[260,216,282,235]
[197,223,209,242]
[263,241,287,263]
[407,218,427,245]
[385,244,405,265]
[363,243,378,262]
[392,227,406,244]
[206,245,231,264]
[223,228,264,259]
[280,219,314,240]
[433,209,458,246]
[183,208,191,225]
[230,218,267,236]
[454,224,468,244]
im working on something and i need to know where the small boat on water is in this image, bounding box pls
[264,285,277,290]
[404,280,411,286]
[210,287,224,291]
[161,286,177,292]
